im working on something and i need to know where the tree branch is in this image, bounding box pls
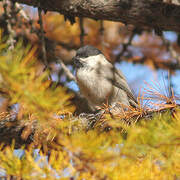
[13,0,180,32]
[0,90,93,148]
[0,104,178,148]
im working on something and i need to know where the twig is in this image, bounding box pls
[99,20,105,50]
[79,18,85,46]
[38,4,48,69]
[161,35,180,96]
[162,36,180,65]
[116,28,136,61]
[58,58,76,82]
[15,2,31,21]
[99,20,104,36]
[3,0,16,50]
[15,2,38,35]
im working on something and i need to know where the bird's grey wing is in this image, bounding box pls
[113,68,138,104]
[100,64,137,105]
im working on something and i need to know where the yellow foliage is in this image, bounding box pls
[0,32,179,180]
[0,39,75,122]
[45,13,80,45]
[0,110,179,179]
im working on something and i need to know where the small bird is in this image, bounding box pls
[73,45,137,111]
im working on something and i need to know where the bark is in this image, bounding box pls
[14,0,180,32]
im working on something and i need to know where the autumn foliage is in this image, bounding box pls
[0,1,179,180]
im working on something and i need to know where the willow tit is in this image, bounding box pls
[73,45,137,111]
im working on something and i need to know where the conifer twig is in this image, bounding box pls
[14,2,29,21]
[79,18,85,46]
[58,58,76,82]
[162,36,180,65]
[161,36,180,96]
[3,0,16,50]
[38,4,48,69]
[99,20,105,50]
[116,29,136,61]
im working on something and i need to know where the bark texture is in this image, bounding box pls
[14,0,180,32]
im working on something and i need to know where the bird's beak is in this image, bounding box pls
[73,56,84,68]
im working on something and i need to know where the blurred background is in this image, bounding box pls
[0,2,180,113]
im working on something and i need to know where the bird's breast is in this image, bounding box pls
[76,69,113,106]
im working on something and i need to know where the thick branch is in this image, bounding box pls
[14,0,180,32]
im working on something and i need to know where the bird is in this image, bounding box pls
[73,45,138,111]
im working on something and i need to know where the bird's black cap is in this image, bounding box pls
[76,45,102,58]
